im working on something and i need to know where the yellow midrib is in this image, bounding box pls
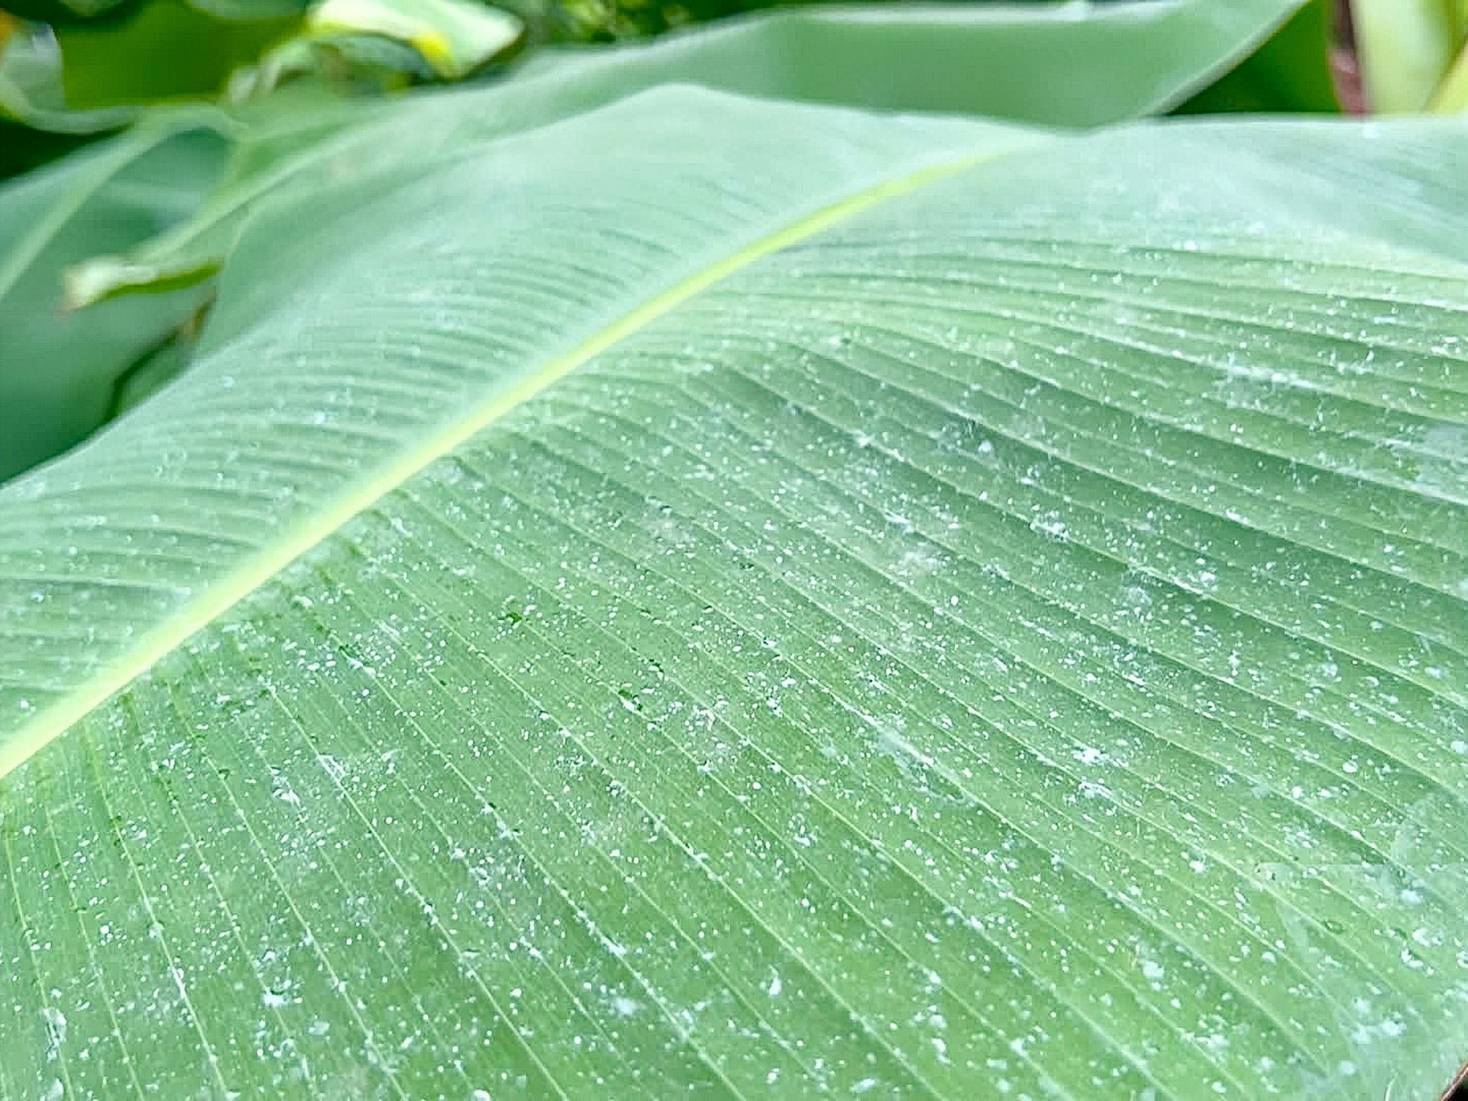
[0,152,979,780]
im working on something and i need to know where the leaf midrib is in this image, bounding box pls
[0,148,991,780]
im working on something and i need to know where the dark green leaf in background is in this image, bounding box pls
[1352,0,1466,111]
[0,119,228,480]
[1176,0,1339,114]
[54,0,301,108]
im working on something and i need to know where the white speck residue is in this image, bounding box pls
[874,715,932,770]
[1030,515,1068,540]
[41,1007,66,1058]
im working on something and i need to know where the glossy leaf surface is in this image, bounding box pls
[1,90,1466,1099]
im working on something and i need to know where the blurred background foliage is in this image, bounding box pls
[0,0,1338,169]
[0,0,906,155]
[2,0,1465,182]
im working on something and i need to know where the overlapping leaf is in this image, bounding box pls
[0,117,228,480]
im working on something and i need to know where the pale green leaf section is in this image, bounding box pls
[61,0,1307,307]
[1352,0,1465,110]
[2,91,1468,1099]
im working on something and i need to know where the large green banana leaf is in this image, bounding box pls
[3,89,1467,1099]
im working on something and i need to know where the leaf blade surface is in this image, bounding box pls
[1,92,1466,1099]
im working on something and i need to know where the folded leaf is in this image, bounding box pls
[2,89,1467,1098]
[0,118,229,480]
[0,25,138,133]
